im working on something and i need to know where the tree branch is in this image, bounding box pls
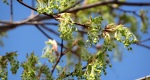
[51,53,63,74]
[135,37,150,50]
[17,0,54,18]
[139,37,150,43]
[51,42,80,74]
[35,25,52,39]
[136,43,150,50]
[40,25,59,36]
[108,5,140,17]
[67,1,150,13]
[17,0,37,12]
[0,14,38,32]
[10,0,13,22]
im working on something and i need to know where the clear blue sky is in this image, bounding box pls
[0,0,150,80]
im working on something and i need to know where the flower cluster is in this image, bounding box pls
[58,13,77,40]
[42,39,58,63]
[36,0,75,14]
[86,16,103,45]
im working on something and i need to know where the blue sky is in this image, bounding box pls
[0,0,150,80]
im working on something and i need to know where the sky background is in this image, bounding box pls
[0,0,150,80]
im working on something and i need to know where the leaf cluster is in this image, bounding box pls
[0,52,19,80]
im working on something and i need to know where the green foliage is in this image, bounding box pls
[84,52,109,80]
[0,32,7,46]
[58,13,77,40]
[0,52,19,80]
[104,23,138,47]
[36,0,75,14]
[140,10,149,33]
[35,0,140,79]
[21,52,53,80]
[119,13,139,38]
[42,39,58,63]
[21,52,39,79]
[86,16,103,45]
[2,0,150,80]
[2,0,9,5]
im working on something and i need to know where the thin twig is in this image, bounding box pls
[38,24,61,47]
[35,25,52,39]
[135,37,150,50]
[108,5,140,17]
[138,38,150,43]
[51,44,73,74]
[17,0,37,11]
[17,0,54,18]
[36,25,69,50]
[51,48,70,74]
[10,0,13,22]
[136,43,150,50]
[40,24,59,36]
[60,39,64,54]
[74,22,89,28]
[51,54,63,74]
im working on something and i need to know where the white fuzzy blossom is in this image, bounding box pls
[45,39,58,52]
[42,39,58,59]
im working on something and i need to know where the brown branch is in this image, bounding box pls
[51,42,81,74]
[16,0,90,30]
[16,0,150,31]
[0,14,59,32]
[31,15,52,21]
[51,49,69,74]
[37,65,42,80]
[0,21,58,25]
[74,22,89,28]
[51,48,71,74]
[0,14,39,32]
[25,22,58,25]
[67,1,150,13]
[51,53,63,74]
[36,26,86,75]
